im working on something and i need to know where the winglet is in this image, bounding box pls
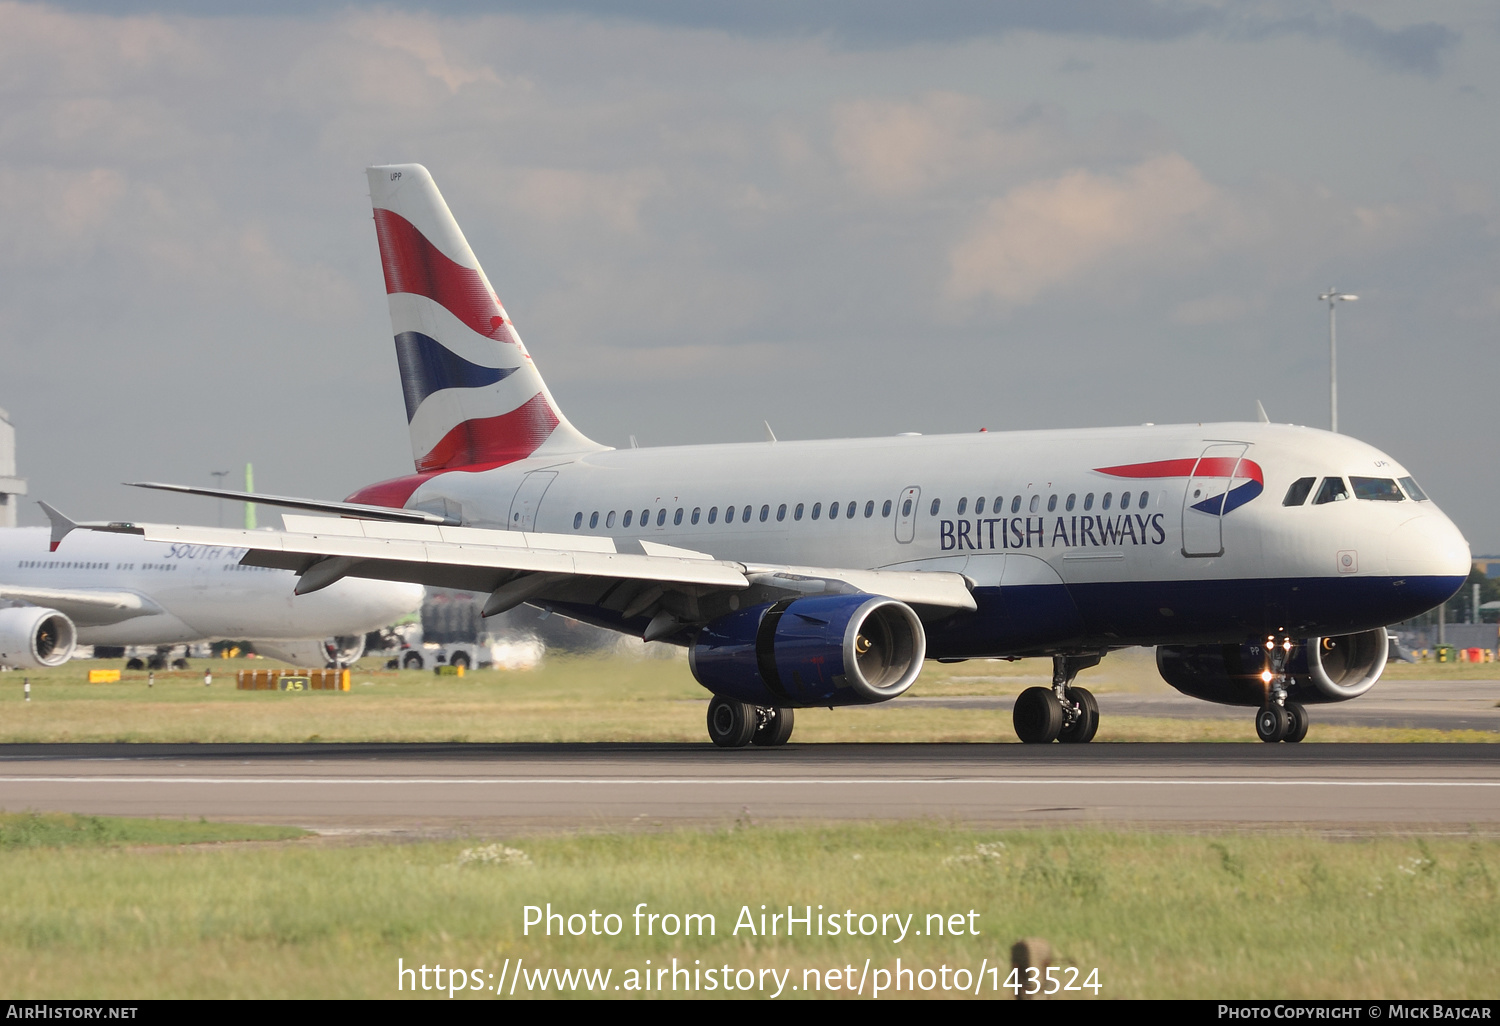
[37,501,77,552]
[1255,400,1270,424]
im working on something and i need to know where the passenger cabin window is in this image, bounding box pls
[813,502,823,520]
[864,500,874,518]
[1283,477,1316,506]
[741,505,751,522]
[1399,476,1428,501]
[691,507,700,524]
[724,505,735,523]
[623,510,634,528]
[829,501,839,520]
[975,497,986,514]
[760,505,770,522]
[1047,495,1057,513]
[956,497,968,515]
[1312,477,1349,504]
[1120,492,1131,510]
[882,499,892,517]
[777,503,787,522]
[1028,495,1039,513]
[674,508,684,525]
[640,508,650,525]
[606,511,616,528]
[589,512,599,528]
[708,506,718,524]
[657,509,667,526]
[1083,493,1093,511]
[1011,496,1022,514]
[1102,492,1112,510]
[930,498,941,516]
[1065,493,1076,512]
[573,512,583,529]
[795,503,804,520]
[1351,477,1404,502]
[847,501,857,519]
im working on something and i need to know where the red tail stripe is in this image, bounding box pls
[344,464,506,510]
[373,208,517,345]
[1096,457,1263,483]
[415,392,560,473]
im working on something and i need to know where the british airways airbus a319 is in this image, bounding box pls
[63,164,1470,746]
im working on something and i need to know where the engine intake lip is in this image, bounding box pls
[842,596,925,703]
[1307,626,1388,701]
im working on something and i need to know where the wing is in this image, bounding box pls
[77,515,975,643]
[0,585,162,627]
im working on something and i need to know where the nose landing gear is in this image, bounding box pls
[1256,635,1309,743]
[1014,653,1103,744]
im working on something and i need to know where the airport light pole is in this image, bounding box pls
[1319,288,1357,433]
[211,470,230,527]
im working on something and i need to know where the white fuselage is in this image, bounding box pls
[380,420,1469,656]
[1,527,424,646]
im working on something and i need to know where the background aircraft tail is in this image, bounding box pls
[366,164,603,473]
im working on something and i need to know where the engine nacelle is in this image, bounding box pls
[689,593,925,707]
[0,607,77,669]
[1156,626,1390,707]
[253,634,367,668]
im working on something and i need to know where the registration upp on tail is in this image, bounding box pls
[67,163,1469,746]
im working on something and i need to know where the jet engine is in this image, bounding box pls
[689,593,924,707]
[1156,626,1390,706]
[0,607,77,669]
[253,634,367,668]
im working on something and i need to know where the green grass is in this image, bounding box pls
[0,651,1492,744]
[0,819,1493,999]
[0,812,307,849]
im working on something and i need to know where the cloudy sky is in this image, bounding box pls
[2,1,1497,551]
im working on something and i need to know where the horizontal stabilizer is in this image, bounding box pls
[125,482,460,526]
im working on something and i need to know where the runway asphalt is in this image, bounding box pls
[1,741,1496,831]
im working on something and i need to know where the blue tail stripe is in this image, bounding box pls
[394,331,517,422]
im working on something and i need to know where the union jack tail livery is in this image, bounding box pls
[366,164,603,473]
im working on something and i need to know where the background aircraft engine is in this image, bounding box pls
[689,594,925,707]
[1156,626,1390,706]
[0,607,77,668]
[253,634,367,668]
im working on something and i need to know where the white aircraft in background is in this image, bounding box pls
[0,514,424,670]
[65,163,1470,745]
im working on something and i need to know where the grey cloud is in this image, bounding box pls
[46,1,1459,75]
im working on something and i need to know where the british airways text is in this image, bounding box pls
[939,514,1167,551]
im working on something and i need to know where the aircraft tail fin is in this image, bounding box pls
[366,164,604,473]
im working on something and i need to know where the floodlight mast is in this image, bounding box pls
[1319,288,1357,433]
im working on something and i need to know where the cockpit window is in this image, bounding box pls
[1283,477,1315,506]
[1350,477,1404,502]
[1312,477,1349,505]
[1398,476,1429,501]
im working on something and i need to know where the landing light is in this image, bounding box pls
[1260,670,1274,683]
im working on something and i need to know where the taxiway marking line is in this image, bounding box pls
[0,776,1496,787]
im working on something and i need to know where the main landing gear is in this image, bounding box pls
[706,695,795,749]
[1014,654,1102,744]
[1255,635,1309,743]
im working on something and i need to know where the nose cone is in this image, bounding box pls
[1390,511,1471,602]
[379,581,427,618]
